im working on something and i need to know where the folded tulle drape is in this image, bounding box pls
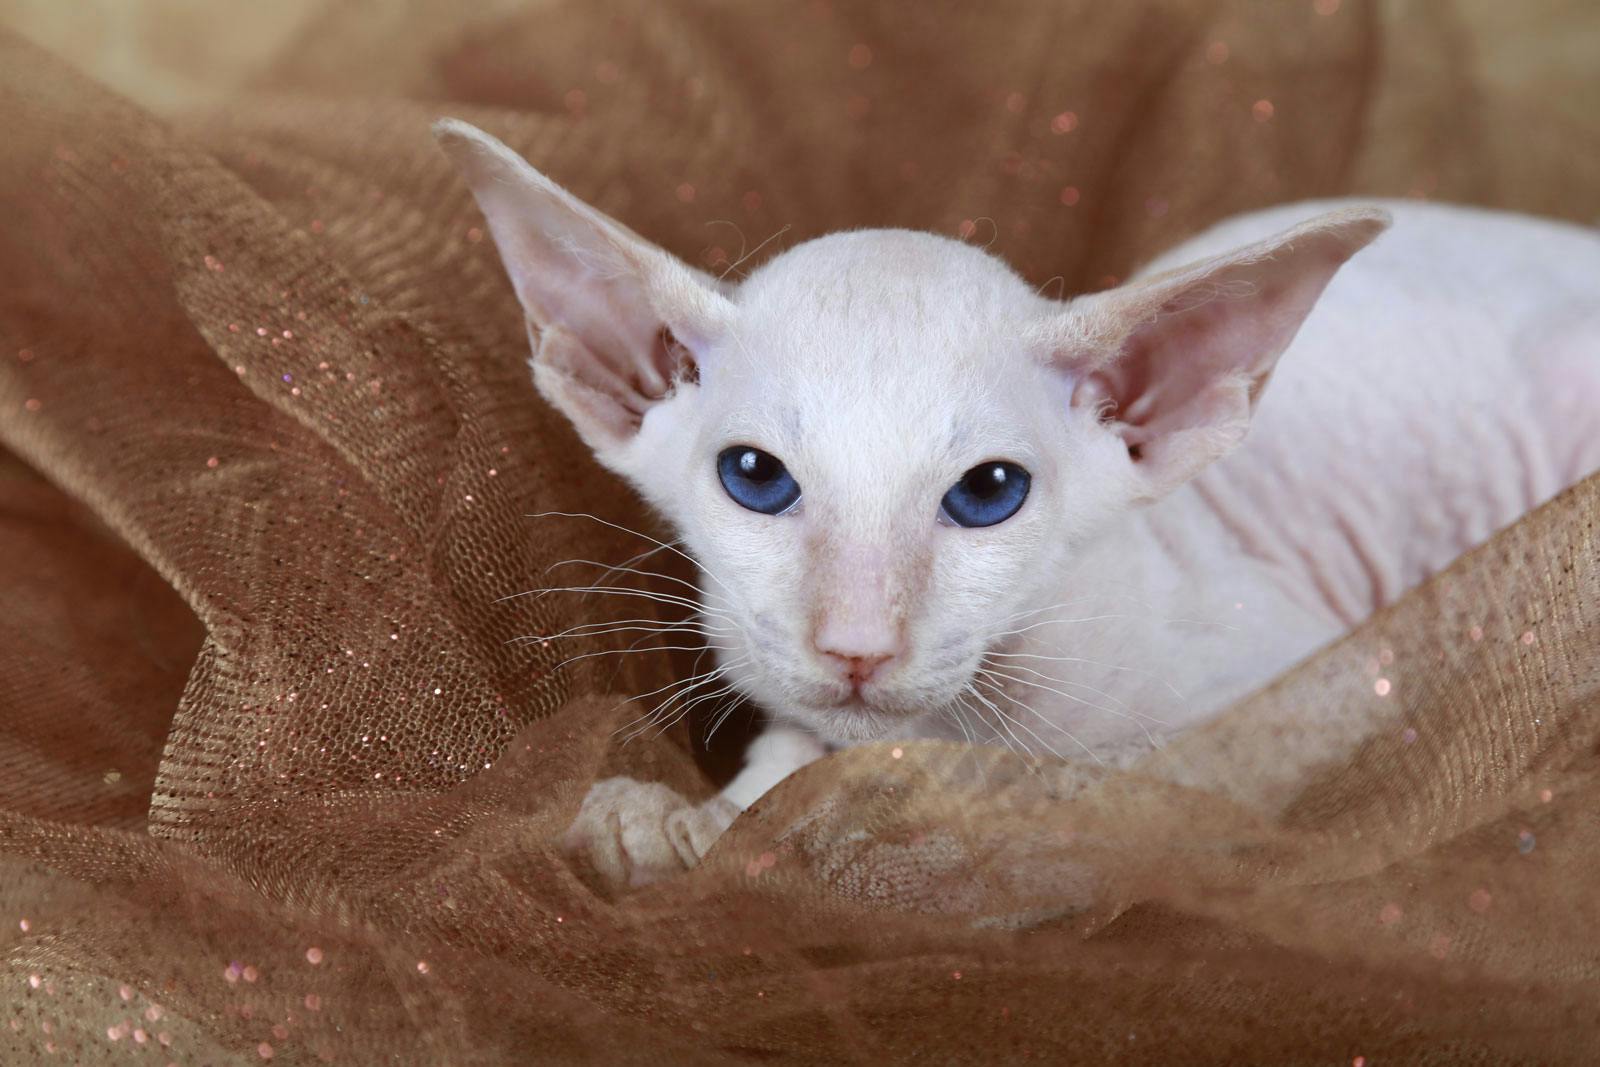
[1,2,1597,1062]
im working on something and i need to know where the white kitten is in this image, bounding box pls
[437,120,1600,887]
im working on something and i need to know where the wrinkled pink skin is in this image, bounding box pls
[983,203,1600,754]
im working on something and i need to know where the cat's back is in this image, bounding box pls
[1155,200,1600,624]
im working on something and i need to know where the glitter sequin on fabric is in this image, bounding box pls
[0,2,1598,1062]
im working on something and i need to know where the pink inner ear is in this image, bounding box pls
[435,120,732,461]
[1057,208,1389,495]
[533,323,697,451]
[1081,286,1292,485]
[661,328,699,387]
[1070,373,1115,420]
[1104,297,1264,444]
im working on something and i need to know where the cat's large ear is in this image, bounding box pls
[434,119,734,465]
[1038,207,1389,501]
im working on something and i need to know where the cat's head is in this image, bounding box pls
[438,120,1387,744]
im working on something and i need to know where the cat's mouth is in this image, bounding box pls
[774,665,957,740]
[798,678,963,743]
[821,683,929,720]
[780,683,902,737]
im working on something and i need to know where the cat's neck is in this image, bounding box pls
[994,483,1348,748]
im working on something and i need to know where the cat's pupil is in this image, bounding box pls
[965,465,1006,499]
[738,449,776,482]
[717,446,801,516]
[939,459,1029,528]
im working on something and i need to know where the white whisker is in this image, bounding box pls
[542,557,734,606]
[972,676,1103,765]
[979,662,1169,733]
[703,692,753,747]
[616,659,747,743]
[971,681,1071,764]
[716,222,792,281]
[501,583,719,616]
[989,613,1135,637]
[569,540,680,590]
[524,511,736,596]
[987,594,1238,639]
[939,697,993,789]
[979,667,1157,751]
[511,622,731,646]
[985,649,1190,707]
[552,643,735,674]
[962,682,1039,761]
[619,650,732,710]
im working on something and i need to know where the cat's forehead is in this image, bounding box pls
[700,231,1061,475]
[727,229,1042,374]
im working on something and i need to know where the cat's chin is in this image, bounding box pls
[797,695,940,744]
[805,706,902,744]
[764,679,948,745]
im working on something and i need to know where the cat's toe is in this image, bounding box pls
[564,776,704,888]
[664,794,739,864]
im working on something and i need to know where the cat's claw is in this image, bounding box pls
[563,776,739,888]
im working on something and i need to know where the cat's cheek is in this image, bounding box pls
[605,394,707,516]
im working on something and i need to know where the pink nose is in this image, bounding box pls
[820,651,895,687]
[813,620,902,688]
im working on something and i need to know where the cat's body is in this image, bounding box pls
[953,201,1600,755]
[437,121,1600,886]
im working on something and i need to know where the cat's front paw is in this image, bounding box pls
[563,776,739,889]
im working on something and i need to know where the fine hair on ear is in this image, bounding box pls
[434,118,735,463]
[1033,207,1390,498]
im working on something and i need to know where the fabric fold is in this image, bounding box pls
[1,2,1597,1061]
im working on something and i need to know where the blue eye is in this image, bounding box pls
[940,461,1030,528]
[717,446,801,515]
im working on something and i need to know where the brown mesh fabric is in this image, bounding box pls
[1,2,1598,1062]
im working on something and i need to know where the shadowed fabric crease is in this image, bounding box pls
[0,2,1597,1062]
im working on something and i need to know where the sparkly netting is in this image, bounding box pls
[1,2,1598,1062]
